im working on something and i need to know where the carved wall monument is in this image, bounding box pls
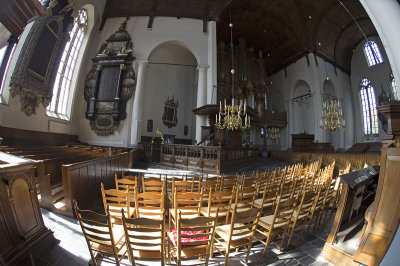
[162,96,178,128]
[9,0,74,116]
[84,19,136,135]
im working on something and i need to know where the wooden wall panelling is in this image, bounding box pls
[62,151,131,217]
[0,159,51,263]
[354,147,400,265]
[0,126,79,146]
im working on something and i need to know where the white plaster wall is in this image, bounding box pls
[0,0,104,136]
[141,43,197,141]
[350,36,393,144]
[265,53,352,151]
[76,16,215,147]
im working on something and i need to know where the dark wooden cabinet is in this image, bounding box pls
[0,155,51,263]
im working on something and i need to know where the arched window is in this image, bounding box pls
[391,74,398,100]
[360,78,378,135]
[364,41,383,67]
[47,9,88,119]
[264,93,268,109]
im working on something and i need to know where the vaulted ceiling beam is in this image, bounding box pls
[202,0,211,34]
[333,17,370,69]
[147,0,158,30]
[294,0,312,50]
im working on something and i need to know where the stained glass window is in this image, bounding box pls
[360,78,378,135]
[47,9,88,119]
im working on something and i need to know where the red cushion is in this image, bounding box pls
[171,228,208,246]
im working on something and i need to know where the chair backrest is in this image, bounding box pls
[101,183,131,222]
[205,188,235,224]
[227,207,261,249]
[122,209,166,265]
[187,176,202,192]
[175,210,218,263]
[260,182,281,210]
[173,191,203,219]
[270,196,297,230]
[199,179,218,198]
[234,186,257,211]
[240,173,259,189]
[142,177,165,193]
[135,191,165,218]
[220,175,238,191]
[74,200,125,266]
[293,191,315,224]
[115,174,138,195]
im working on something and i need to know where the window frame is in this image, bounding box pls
[391,74,398,100]
[364,41,383,67]
[46,9,88,120]
[360,78,379,136]
[0,38,17,97]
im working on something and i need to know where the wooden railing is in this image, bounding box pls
[269,151,380,172]
[62,151,133,217]
[139,142,160,163]
[160,144,259,174]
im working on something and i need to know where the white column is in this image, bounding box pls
[207,21,217,104]
[195,65,208,143]
[360,0,400,96]
[129,60,148,147]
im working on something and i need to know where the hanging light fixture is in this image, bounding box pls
[320,99,346,131]
[267,127,280,140]
[215,7,251,131]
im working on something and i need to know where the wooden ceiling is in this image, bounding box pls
[217,0,378,75]
[103,0,231,21]
[103,0,378,75]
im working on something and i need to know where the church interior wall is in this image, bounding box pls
[350,36,394,144]
[267,53,353,151]
[75,16,214,146]
[0,0,103,136]
[140,43,197,142]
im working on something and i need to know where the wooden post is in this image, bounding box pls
[354,101,400,265]
[36,161,53,210]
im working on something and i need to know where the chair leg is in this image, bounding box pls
[245,241,252,264]
[262,234,272,257]
[279,232,286,251]
[287,227,295,248]
[224,246,230,266]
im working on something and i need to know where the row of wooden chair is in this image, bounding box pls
[75,160,338,265]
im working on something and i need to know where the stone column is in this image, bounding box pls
[195,65,208,143]
[129,60,148,147]
[207,21,217,104]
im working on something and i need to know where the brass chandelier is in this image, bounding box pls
[267,127,280,140]
[215,8,251,131]
[320,99,346,131]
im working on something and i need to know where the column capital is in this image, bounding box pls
[197,64,209,71]
[135,60,149,67]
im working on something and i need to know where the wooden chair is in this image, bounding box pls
[168,178,195,208]
[257,196,297,255]
[199,179,219,206]
[286,191,315,247]
[253,182,281,213]
[219,175,238,191]
[101,183,131,223]
[142,176,165,193]
[134,190,165,219]
[115,174,138,195]
[231,185,257,212]
[74,200,127,266]
[121,209,166,265]
[169,190,203,229]
[201,188,235,225]
[168,210,218,266]
[214,207,262,265]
